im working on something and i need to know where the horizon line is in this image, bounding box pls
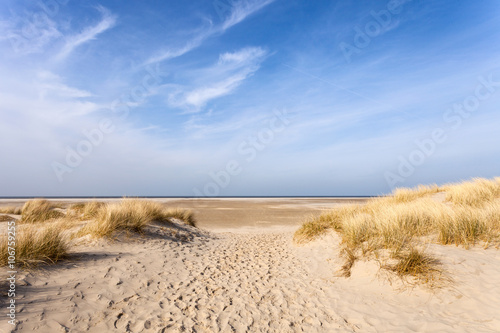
[0,195,376,199]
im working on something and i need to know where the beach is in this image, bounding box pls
[1,197,500,332]
[3,0,499,331]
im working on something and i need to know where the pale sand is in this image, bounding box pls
[1,198,500,332]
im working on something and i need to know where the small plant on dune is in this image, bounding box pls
[340,247,357,277]
[162,208,197,227]
[293,217,334,244]
[69,202,86,211]
[0,225,68,267]
[78,201,151,238]
[0,206,22,215]
[387,247,442,283]
[293,205,359,243]
[20,199,64,224]
[68,201,106,220]
[0,215,16,222]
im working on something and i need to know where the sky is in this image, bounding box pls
[0,0,499,197]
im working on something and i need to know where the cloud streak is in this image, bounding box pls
[145,34,207,65]
[145,0,275,65]
[56,6,116,61]
[220,0,275,31]
[166,47,268,111]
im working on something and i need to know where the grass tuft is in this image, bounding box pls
[294,205,359,243]
[0,225,68,267]
[77,199,196,238]
[0,206,22,215]
[68,201,106,220]
[340,247,357,277]
[389,184,441,203]
[21,199,64,224]
[294,217,333,244]
[388,247,441,283]
[0,215,16,222]
[162,208,197,227]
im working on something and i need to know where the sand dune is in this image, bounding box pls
[1,198,500,332]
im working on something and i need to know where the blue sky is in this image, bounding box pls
[1,0,499,196]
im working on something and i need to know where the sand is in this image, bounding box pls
[1,198,500,332]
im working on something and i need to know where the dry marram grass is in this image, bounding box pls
[294,177,500,284]
[444,177,500,206]
[0,225,68,267]
[0,198,197,267]
[0,206,22,215]
[0,215,15,222]
[387,247,441,284]
[294,205,359,244]
[77,199,197,238]
[163,208,197,227]
[21,199,64,224]
[68,201,106,220]
[389,184,440,203]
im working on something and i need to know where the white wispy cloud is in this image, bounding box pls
[36,71,93,100]
[218,47,267,65]
[167,47,268,111]
[145,0,275,65]
[145,34,207,65]
[56,6,116,61]
[220,0,276,31]
[182,71,250,108]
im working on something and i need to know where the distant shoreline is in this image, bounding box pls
[0,195,374,199]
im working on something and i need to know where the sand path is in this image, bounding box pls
[7,227,355,332]
[3,223,500,332]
